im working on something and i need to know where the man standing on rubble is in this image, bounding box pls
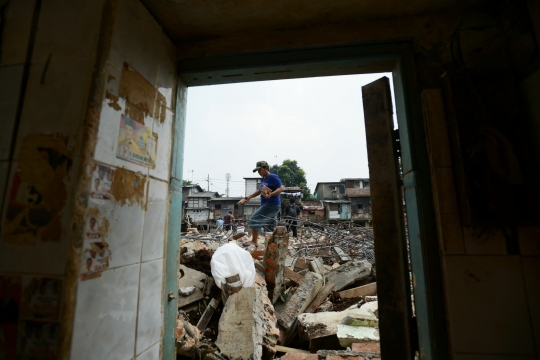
[238,161,285,246]
[284,198,301,238]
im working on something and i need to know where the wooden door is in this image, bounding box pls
[362,76,414,359]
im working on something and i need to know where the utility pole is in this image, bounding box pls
[207,174,210,191]
[225,173,231,197]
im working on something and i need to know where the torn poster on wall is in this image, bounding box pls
[21,278,62,322]
[81,216,111,281]
[2,138,72,245]
[116,114,157,168]
[90,164,113,200]
[18,320,60,358]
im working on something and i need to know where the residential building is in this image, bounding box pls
[208,197,242,219]
[315,179,372,223]
[185,191,220,225]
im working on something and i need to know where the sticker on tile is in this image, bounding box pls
[2,134,73,245]
[81,215,111,281]
[90,164,114,200]
[117,114,157,168]
[17,320,59,358]
[21,278,62,321]
[0,275,22,360]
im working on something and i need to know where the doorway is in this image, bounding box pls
[165,43,448,360]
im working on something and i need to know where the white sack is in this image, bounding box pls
[210,243,256,289]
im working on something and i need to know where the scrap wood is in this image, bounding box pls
[304,283,335,313]
[284,266,304,285]
[275,345,311,354]
[196,297,221,331]
[338,282,376,299]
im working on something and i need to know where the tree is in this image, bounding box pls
[183,180,194,186]
[270,159,312,200]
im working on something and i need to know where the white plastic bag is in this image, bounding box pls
[210,243,256,289]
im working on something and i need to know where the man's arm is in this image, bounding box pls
[264,185,285,199]
[237,189,261,205]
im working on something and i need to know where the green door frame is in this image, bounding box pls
[163,43,449,360]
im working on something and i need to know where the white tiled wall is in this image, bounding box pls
[71,0,176,358]
[71,264,140,360]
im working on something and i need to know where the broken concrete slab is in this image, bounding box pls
[216,286,278,360]
[298,307,378,342]
[364,296,377,303]
[264,226,290,303]
[324,260,372,292]
[338,282,377,299]
[359,300,378,318]
[333,247,352,262]
[340,315,378,328]
[336,325,380,348]
[179,265,207,290]
[309,258,326,275]
[278,272,323,331]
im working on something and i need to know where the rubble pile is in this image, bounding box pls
[177,224,380,360]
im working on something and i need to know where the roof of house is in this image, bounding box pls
[301,201,324,210]
[346,188,371,197]
[322,200,351,204]
[187,191,220,198]
[340,178,369,182]
[314,181,342,193]
[283,187,302,191]
[209,197,242,201]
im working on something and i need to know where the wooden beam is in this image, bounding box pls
[338,282,377,299]
[304,283,335,313]
[284,266,304,285]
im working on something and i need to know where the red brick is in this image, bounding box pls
[371,358,381,360]
[351,342,380,353]
[280,353,318,360]
[327,356,364,360]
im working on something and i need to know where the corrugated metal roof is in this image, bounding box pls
[187,191,219,198]
[346,188,371,197]
[209,197,242,201]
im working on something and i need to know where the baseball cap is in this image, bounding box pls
[253,160,269,172]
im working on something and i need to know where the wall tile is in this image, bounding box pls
[14,56,95,153]
[463,226,507,255]
[87,197,145,270]
[136,259,164,355]
[0,0,35,66]
[71,264,140,360]
[149,109,173,181]
[31,0,105,63]
[158,34,177,110]
[136,342,160,360]
[142,179,168,262]
[109,0,162,86]
[0,65,24,161]
[518,227,540,255]
[522,256,540,353]
[444,256,535,355]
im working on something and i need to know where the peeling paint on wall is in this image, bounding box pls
[118,64,167,124]
[105,91,121,111]
[109,167,147,208]
[2,134,72,245]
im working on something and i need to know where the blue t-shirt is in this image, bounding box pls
[260,173,283,205]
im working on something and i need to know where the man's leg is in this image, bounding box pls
[292,220,297,238]
[251,229,259,245]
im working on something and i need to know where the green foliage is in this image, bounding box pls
[270,159,312,200]
[183,179,194,186]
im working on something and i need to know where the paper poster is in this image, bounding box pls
[2,145,72,245]
[80,216,111,281]
[17,321,59,359]
[0,276,22,360]
[90,164,113,200]
[116,114,157,168]
[21,278,62,321]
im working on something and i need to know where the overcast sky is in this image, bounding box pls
[183,73,395,197]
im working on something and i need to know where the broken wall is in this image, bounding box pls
[69,0,176,358]
[0,0,177,359]
[174,2,540,358]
